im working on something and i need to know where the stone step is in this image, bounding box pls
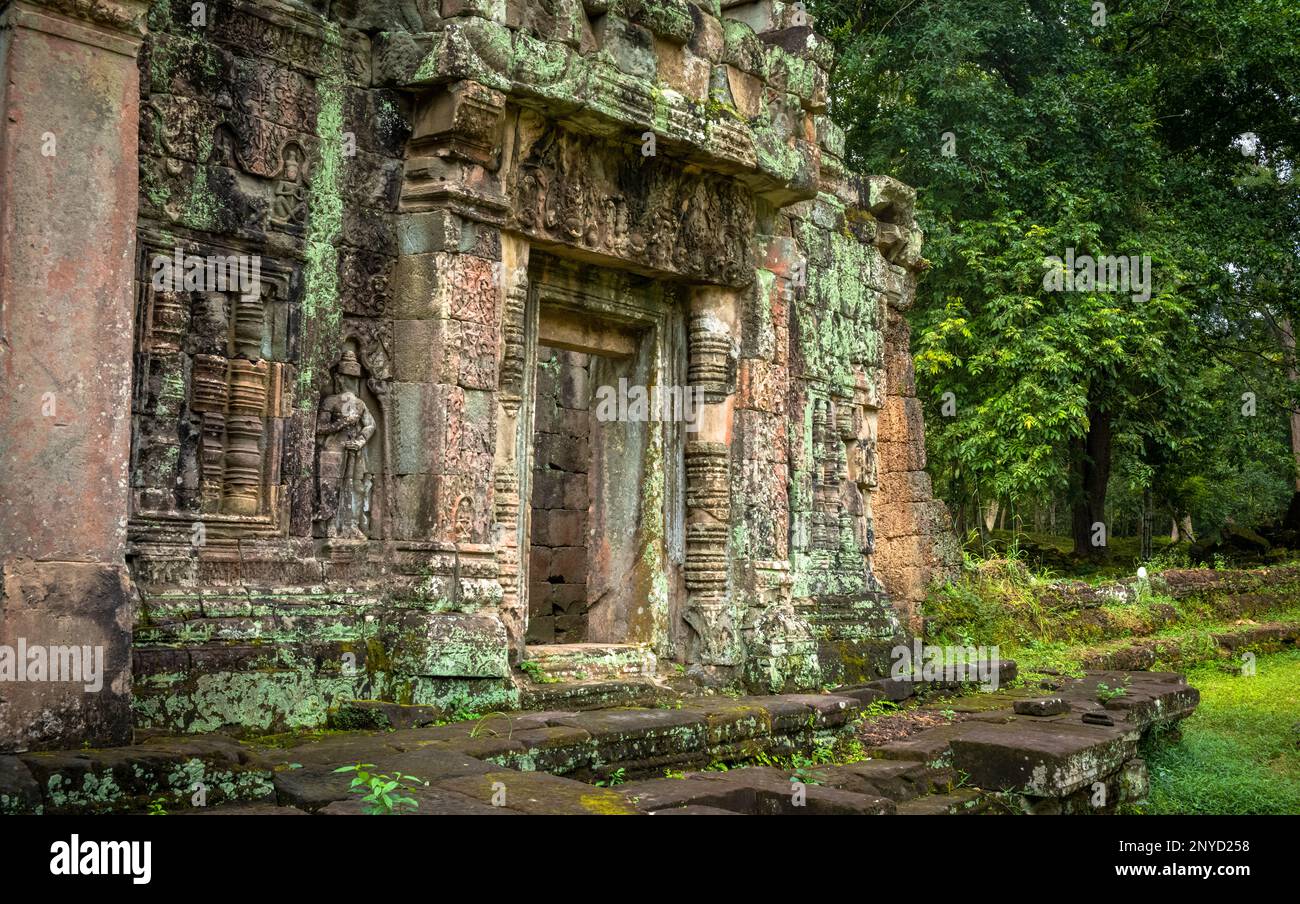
[1,735,272,815]
[521,643,657,682]
[866,670,1199,807]
[895,788,991,815]
[1081,621,1300,670]
[622,767,896,815]
[833,659,1019,706]
[519,678,678,712]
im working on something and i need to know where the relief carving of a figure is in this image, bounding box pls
[315,347,377,540]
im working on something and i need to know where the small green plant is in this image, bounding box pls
[662,769,686,779]
[469,712,515,738]
[595,767,627,787]
[862,699,900,719]
[519,660,561,684]
[146,798,168,816]
[1095,679,1130,702]
[334,763,428,815]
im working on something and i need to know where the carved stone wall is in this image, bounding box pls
[1,0,956,743]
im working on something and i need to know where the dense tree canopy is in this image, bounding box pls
[809,0,1300,555]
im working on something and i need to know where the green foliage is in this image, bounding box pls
[810,0,1300,544]
[595,768,627,787]
[518,660,558,683]
[333,763,428,815]
[1095,678,1130,702]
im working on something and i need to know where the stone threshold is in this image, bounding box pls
[0,670,1198,815]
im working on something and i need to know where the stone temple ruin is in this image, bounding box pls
[0,0,963,753]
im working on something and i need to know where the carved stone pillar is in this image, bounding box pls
[491,238,531,658]
[0,0,153,750]
[682,285,739,666]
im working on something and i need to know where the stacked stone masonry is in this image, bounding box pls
[0,0,959,751]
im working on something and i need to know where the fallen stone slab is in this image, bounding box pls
[895,788,991,815]
[17,736,272,814]
[804,759,933,802]
[868,723,975,769]
[434,770,640,815]
[316,785,516,816]
[1212,622,1300,651]
[767,694,859,728]
[1081,711,1116,726]
[270,746,494,812]
[620,777,759,814]
[678,697,780,745]
[1013,698,1070,717]
[685,767,897,815]
[947,720,1137,797]
[649,805,743,815]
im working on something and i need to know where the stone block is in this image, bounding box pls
[380,611,510,678]
[531,470,565,509]
[688,7,725,61]
[655,38,711,100]
[534,510,586,548]
[593,15,657,81]
[549,546,589,584]
[725,64,765,118]
[559,362,591,409]
[0,560,133,751]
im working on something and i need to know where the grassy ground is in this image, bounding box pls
[922,548,1300,813]
[1140,650,1300,815]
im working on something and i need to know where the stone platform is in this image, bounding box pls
[0,670,1197,816]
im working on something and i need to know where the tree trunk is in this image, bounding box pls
[1070,401,1113,560]
[1140,487,1153,561]
[1279,317,1300,526]
[1281,318,1300,492]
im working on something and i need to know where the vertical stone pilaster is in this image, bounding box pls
[492,235,531,658]
[682,285,740,666]
[0,0,152,750]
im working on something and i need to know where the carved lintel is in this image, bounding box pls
[5,0,152,52]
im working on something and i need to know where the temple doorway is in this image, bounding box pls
[520,256,688,653]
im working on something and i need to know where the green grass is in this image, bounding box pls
[1140,650,1300,814]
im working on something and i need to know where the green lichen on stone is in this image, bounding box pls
[46,771,122,812]
[298,23,348,399]
[639,418,672,657]
[794,203,883,396]
[634,0,695,44]
[765,46,818,102]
